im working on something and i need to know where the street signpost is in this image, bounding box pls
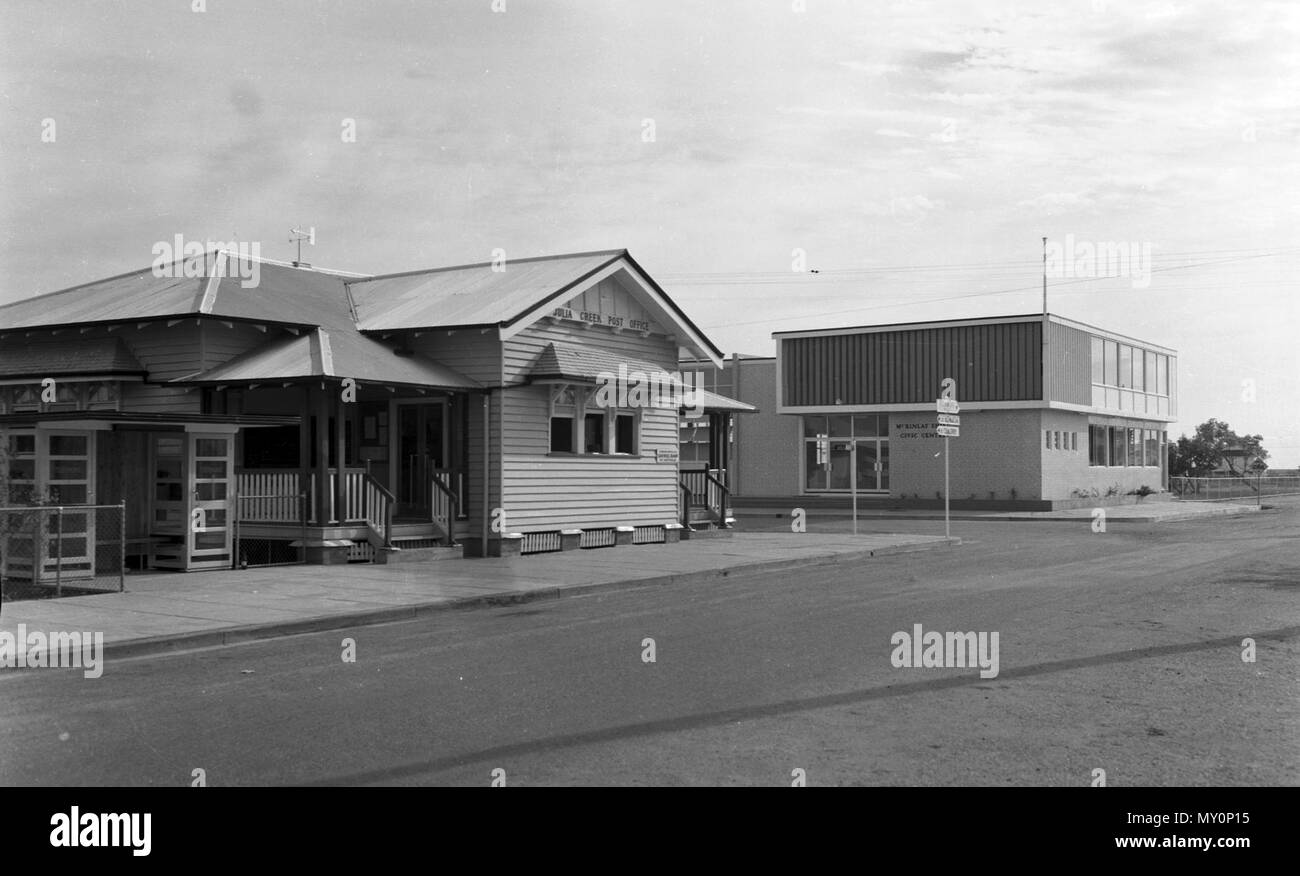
[851,441,858,536]
[937,379,959,539]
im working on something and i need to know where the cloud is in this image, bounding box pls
[228,80,263,117]
[1017,192,1096,214]
[838,61,902,77]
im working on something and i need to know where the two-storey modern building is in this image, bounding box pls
[687,313,1176,509]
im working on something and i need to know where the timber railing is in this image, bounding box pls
[237,469,394,546]
[679,468,730,527]
[429,469,460,545]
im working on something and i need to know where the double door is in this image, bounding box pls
[852,438,890,492]
[393,402,446,520]
[1,430,96,581]
[807,437,890,492]
[151,433,233,570]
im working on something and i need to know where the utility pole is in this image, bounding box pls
[1042,236,1048,314]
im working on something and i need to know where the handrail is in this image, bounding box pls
[679,470,729,527]
[430,470,459,545]
[358,470,395,548]
[325,468,394,545]
[703,471,730,527]
[678,482,693,527]
[679,470,707,501]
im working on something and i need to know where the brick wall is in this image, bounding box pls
[1039,409,1092,499]
[731,358,801,496]
[889,409,1043,501]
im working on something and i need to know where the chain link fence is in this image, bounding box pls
[233,492,308,568]
[0,503,125,599]
[1170,475,1300,502]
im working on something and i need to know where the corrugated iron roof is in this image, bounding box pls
[0,336,146,378]
[0,267,200,329]
[348,250,625,331]
[204,263,357,328]
[1,247,724,365]
[175,328,479,390]
[0,252,362,330]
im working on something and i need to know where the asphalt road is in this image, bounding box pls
[2,499,1297,786]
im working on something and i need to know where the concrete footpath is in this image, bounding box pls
[0,532,956,661]
[736,500,1262,525]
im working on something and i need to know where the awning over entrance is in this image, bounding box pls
[691,389,757,414]
[528,342,667,385]
[528,342,757,413]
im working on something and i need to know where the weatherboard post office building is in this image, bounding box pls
[0,248,742,581]
[700,313,1177,508]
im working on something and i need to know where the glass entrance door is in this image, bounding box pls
[149,433,232,570]
[854,439,889,492]
[394,402,446,520]
[151,435,187,569]
[189,435,232,570]
[856,441,878,492]
[42,431,95,580]
[802,414,889,494]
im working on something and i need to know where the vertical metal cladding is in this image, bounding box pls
[1045,320,1092,405]
[781,320,1043,405]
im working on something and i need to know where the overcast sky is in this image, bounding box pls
[1,0,1296,462]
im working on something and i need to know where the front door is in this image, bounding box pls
[42,431,96,580]
[854,439,890,492]
[393,402,446,520]
[189,434,233,570]
[149,433,232,570]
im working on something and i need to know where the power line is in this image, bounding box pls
[662,247,1300,285]
[694,249,1299,330]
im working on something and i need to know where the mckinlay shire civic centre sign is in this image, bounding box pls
[893,420,940,439]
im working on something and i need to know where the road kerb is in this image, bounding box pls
[94,536,960,661]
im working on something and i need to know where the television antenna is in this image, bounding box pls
[290,226,316,266]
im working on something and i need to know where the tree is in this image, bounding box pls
[1168,418,1269,477]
